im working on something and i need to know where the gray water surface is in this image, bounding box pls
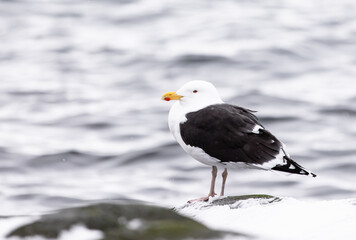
[1,0,356,215]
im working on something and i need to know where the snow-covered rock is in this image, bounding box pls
[178,195,356,240]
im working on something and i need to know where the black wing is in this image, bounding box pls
[180,103,283,165]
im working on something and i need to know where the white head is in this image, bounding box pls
[162,80,223,111]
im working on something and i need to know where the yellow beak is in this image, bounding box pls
[161,91,183,101]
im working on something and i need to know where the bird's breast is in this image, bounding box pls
[168,102,186,139]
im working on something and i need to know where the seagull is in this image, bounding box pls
[162,80,316,203]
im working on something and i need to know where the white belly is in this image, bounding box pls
[168,102,216,166]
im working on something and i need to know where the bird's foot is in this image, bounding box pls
[187,193,216,203]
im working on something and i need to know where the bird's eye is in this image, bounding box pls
[193,90,198,93]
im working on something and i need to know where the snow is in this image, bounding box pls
[178,197,356,240]
[2,198,356,240]
[57,225,103,240]
[1,221,103,240]
[0,216,40,240]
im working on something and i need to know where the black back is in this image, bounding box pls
[180,104,283,165]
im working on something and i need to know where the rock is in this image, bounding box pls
[177,194,281,211]
[7,202,243,240]
[211,194,281,206]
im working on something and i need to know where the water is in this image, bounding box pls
[1,0,356,219]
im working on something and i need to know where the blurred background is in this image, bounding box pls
[1,0,356,216]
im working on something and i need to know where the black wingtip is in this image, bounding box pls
[272,156,317,178]
[310,172,317,178]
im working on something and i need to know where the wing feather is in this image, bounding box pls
[180,104,283,165]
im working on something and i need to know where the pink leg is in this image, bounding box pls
[208,166,217,197]
[188,166,217,203]
[220,168,228,196]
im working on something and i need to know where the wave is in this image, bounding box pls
[173,54,234,65]
[319,107,356,116]
[27,150,114,169]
